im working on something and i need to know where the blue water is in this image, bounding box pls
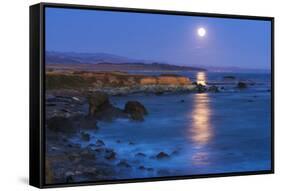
[79,72,272,179]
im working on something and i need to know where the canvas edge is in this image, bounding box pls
[29,2,275,189]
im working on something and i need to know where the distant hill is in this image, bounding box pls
[46,51,206,72]
[90,62,206,72]
[46,51,146,64]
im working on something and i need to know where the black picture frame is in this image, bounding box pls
[30,2,275,189]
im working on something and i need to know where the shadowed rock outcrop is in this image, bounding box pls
[88,92,110,116]
[124,101,148,121]
[87,91,127,121]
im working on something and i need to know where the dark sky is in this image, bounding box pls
[45,7,271,70]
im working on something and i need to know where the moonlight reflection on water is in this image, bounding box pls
[190,93,213,146]
[190,93,213,166]
[189,72,213,165]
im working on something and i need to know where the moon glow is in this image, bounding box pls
[197,27,206,37]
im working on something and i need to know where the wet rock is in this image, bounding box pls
[208,85,219,93]
[60,108,70,113]
[87,92,127,121]
[117,160,131,168]
[156,152,169,159]
[80,148,96,160]
[94,147,106,153]
[135,152,146,157]
[95,139,105,147]
[68,153,80,163]
[87,143,95,147]
[95,105,127,121]
[237,82,247,89]
[67,143,81,148]
[171,150,180,155]
[196,84,207,93]
[138,165,153,171]
[146,167,154,171]
[155,91,164,96]
[80,132,90,142]
[128,141,135,145]
[47,116,76,134]
[105,149,116,160]
[72,97,80,102]
[124,101,148,121]
[77,116,98,130]
[67,144,73,148]
[62,137,68,142]
[138,165,146,170]
[66,176,74,183]
[65,172,74,183]
[65,171,75,177]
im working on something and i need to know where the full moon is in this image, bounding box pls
[197,27,206,37]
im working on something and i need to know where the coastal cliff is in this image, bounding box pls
[46,71,195,95]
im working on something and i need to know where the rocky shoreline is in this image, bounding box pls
[45,71,256,184]
[45,90,158,184]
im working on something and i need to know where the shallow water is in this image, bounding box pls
[78,72,272,179]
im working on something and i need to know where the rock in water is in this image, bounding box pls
[124,101,148,121]
[237,82,247,89]
[135,152,146,157]
[80,132,90,142]
[196,84,207,93]
[105,149,116,160]
[77,116,98,130]
[117,160,131,168]
[156,152,169,159]
[87,91,127,121]
[208,85,219,93]
[95,139,105,147]
[87,92,110,116]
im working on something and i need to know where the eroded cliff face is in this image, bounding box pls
[140,76,191,86]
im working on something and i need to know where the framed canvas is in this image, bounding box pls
[30,2,274,188]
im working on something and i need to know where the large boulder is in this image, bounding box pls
[124,101,148,121]
[87,92,127,121]
[87,92,110,116]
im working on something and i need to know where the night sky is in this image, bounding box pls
[45,7,271,70]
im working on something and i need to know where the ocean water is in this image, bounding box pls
[80,72,272,179]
